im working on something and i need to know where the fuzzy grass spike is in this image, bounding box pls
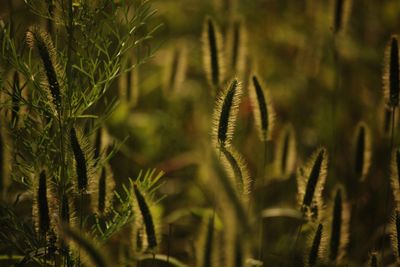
[249,75,275,141]
[212,78,242,148]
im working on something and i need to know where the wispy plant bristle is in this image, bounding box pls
[353,121,371,180]
[133,183,157,250]
[202,17,225,89]
[249,75,275,141]
[297,147,328,219]
[26,26,62,113]
[212,78,243,148]
[383,35,400,107]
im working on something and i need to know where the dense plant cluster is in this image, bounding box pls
[1,0,400,267]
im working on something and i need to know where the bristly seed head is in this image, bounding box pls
[328,186,349,263]
[250,75,275,141]
[202,17,225,89]
[70,127,88,192]
[26,26,62,113]
[353,122,371,180]
[390,210,400,262]
[308,223,324,266]
[384,35,400,107]
[133,184,157,250]
[212,78,243,148]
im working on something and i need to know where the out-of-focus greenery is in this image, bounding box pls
[2,0,400,266]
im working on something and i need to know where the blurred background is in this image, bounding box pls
[2,0,400,266]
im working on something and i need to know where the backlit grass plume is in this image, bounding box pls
[390,148,400,210]
[220,145,251,197]
[70,127,89,192]
[383,35,400,108]
[90,165,115,215]
[202,17,225,89]
[133,183,157,250]
[382,105,398,137]
[328,186,350,263]
[62,225,109,267]
[352,121,371,180]
[212,78,243,148]
[305,223,326,267]
[390,210,400,262]
[297,147,328,219]
[249,75,275,141]
[369,252,378,267]
[275,124,297,178]
[332,0,352,34]
[32,170,51,236]
[226,18,247,77]
[163,42,188,94]
[26,26,63,113]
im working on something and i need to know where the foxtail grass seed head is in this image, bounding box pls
[306,223,325,267]
[70,127,88,192]
[62,225,109,267]
[353,122,371,180]
[220,145,251,197]
[329,187,350,263]
[37,170,50,235]
[26,26,62,113]
[369,252,378,267]
[332,0,352,34]
[390,210,400,262]
[384,35,400,107]
[226,18,247,76]
[275,124,297,178]
[212,78,243,148]
[390,149,400,210]
[202,17,225,89]
[297,148,328,219]
[133,184,157,250]
[163,43,188,94]
[249,75,275,141]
